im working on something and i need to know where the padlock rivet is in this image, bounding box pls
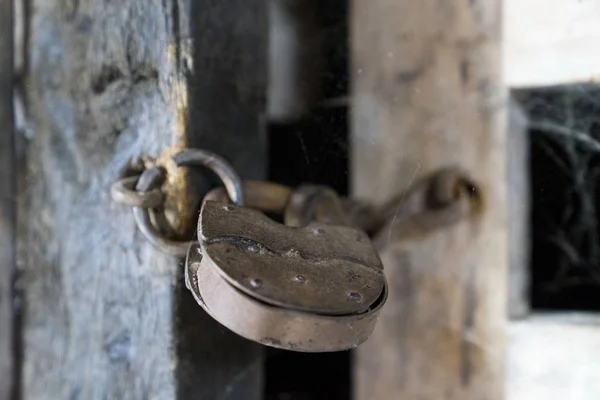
[347,292,362,302]
[250,278,263,289]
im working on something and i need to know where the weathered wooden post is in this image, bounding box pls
[0,0,15,398]
[19,1,266,399]
[351,1,507,399]
[507,100,529,318]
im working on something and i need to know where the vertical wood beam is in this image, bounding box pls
[20,0,268,398]
[351,1,507,399]
[22,1,190,398]
[0,0,15,398]
[507,99,530,318]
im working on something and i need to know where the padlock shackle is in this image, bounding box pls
[173,149,245,206]
[203,181,293,214]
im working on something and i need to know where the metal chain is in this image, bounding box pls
[111,149,243,257]
[111,148,481,256]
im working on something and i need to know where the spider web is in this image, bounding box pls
[516,85,600,295]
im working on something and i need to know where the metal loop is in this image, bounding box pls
[427,167,483,214]
[127,149,247,257]
[202,180,292,214]
[111,175,164,208]
[132,166,192,257]
[173,149,244,206]
[132,179,292,258]
[370,168,480,249]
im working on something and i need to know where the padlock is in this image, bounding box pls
[114,149,473,353]
[185,183,388,352]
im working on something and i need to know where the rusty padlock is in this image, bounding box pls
[185,182,387,352]
[113,149,477,353]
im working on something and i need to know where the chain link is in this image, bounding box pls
[110,175,165,208]
[111,149,244,257]
[111,148,481,256]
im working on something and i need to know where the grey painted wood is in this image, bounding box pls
[21,0,266,399]
[0,0,15,398]
[22,1,187,398]
[507,99,530,319]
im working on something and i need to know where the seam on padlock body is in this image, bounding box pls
[202,241,383,315]
[198,201,386,315]
[199,201,383,268]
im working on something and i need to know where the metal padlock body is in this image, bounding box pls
[185,200,388,352]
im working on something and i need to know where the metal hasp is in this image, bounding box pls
[185,200,388,352]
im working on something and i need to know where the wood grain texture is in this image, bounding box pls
[22,1,188,398]
[20,0,266,399]
[350,1,507,399]
[0,0,15,398]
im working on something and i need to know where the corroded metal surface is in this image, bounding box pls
[182,181,389,352]
[199,201,384,315]
[200,201,382,270]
